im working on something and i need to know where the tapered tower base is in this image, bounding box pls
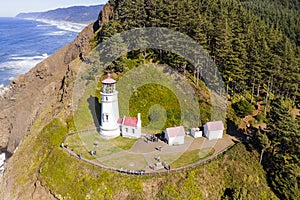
[100,127,120,139]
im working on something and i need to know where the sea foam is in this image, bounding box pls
[0,84,10,97]
[0,153,5,178]
[0,54,49,84]
[35,19,86,33]
[43,30,69,36]
[0,18,80,86]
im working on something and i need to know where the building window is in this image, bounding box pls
[125,128,128,133]
[132,129,135,134]
[105,114,109,121]
[106,97,108,101]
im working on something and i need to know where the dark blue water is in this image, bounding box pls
[0,17,85,88]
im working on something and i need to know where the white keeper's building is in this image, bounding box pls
[118,114,142,139]
[164,126,185,146]
[203,121,224,140]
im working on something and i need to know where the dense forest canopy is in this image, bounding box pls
[92,0,299,199]
[240,0,300,45]
[96,0,299,107]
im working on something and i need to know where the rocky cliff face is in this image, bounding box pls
[0,24,93,154]
[0,3,114,155]
[0,4,115,199]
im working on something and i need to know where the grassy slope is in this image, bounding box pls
[172,148,215,169]
[3,59,277,199]
[10,116,277,199]
[129,83,181,129]
[74,63,211,135]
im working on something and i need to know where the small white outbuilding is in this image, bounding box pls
[190,128,202,138]
[164,126,185,146]
[203,121,224,140]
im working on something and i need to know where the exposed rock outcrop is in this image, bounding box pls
[0,23,94,153]
[0,2,116,154]
[0,3,116,199]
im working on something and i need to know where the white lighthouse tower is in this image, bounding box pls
[100,74,120,139]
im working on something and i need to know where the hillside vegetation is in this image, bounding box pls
[1,0,298,199]
[93,0,299,198]
[97,0,299,107]
[8,116,278,199]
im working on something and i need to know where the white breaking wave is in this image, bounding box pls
[10,54,49,61]
[35,19,86,33]
[0,53,49,81]
[36,24,51,27]
[43,30,69,36]
[0,80,11,98]
[0,153,5,178]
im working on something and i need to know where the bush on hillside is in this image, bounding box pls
[232,99,254,118]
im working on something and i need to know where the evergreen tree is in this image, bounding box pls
[264,98,300,199]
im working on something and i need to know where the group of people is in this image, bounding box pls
[145,134,158,143]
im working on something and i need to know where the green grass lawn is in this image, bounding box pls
[64,132,138,160]
[129,84,180,127]
[73,80,100,131]
[64,133,94,159]
[111,136,137,150]
[11,116,278,199]
[73,63,212,135]
[116,64,210,132]
[171,148,215,168]
[198,148,215,159]
[101,153,148,170]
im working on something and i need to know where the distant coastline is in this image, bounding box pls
[0,4,103,96]
[16,4,104,24]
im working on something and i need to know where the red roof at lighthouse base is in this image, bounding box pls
[118,117,138,127]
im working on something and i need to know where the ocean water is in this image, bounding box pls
[0,17,86,90]
[0,17,86,177]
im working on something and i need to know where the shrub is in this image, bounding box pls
[232,99,254,118]
[254,113,266,123]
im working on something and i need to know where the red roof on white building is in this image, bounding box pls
[102,73,116,84]
[205,121,224,131]
[118,117,138,127]
[117,118,123,124]
[166,126,185,138]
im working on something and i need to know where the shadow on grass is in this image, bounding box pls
[87,96,101,129]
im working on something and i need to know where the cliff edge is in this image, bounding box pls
[0,3,115,199]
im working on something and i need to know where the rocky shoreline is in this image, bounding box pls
[0,3,113,155]
[0,4,115,198]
